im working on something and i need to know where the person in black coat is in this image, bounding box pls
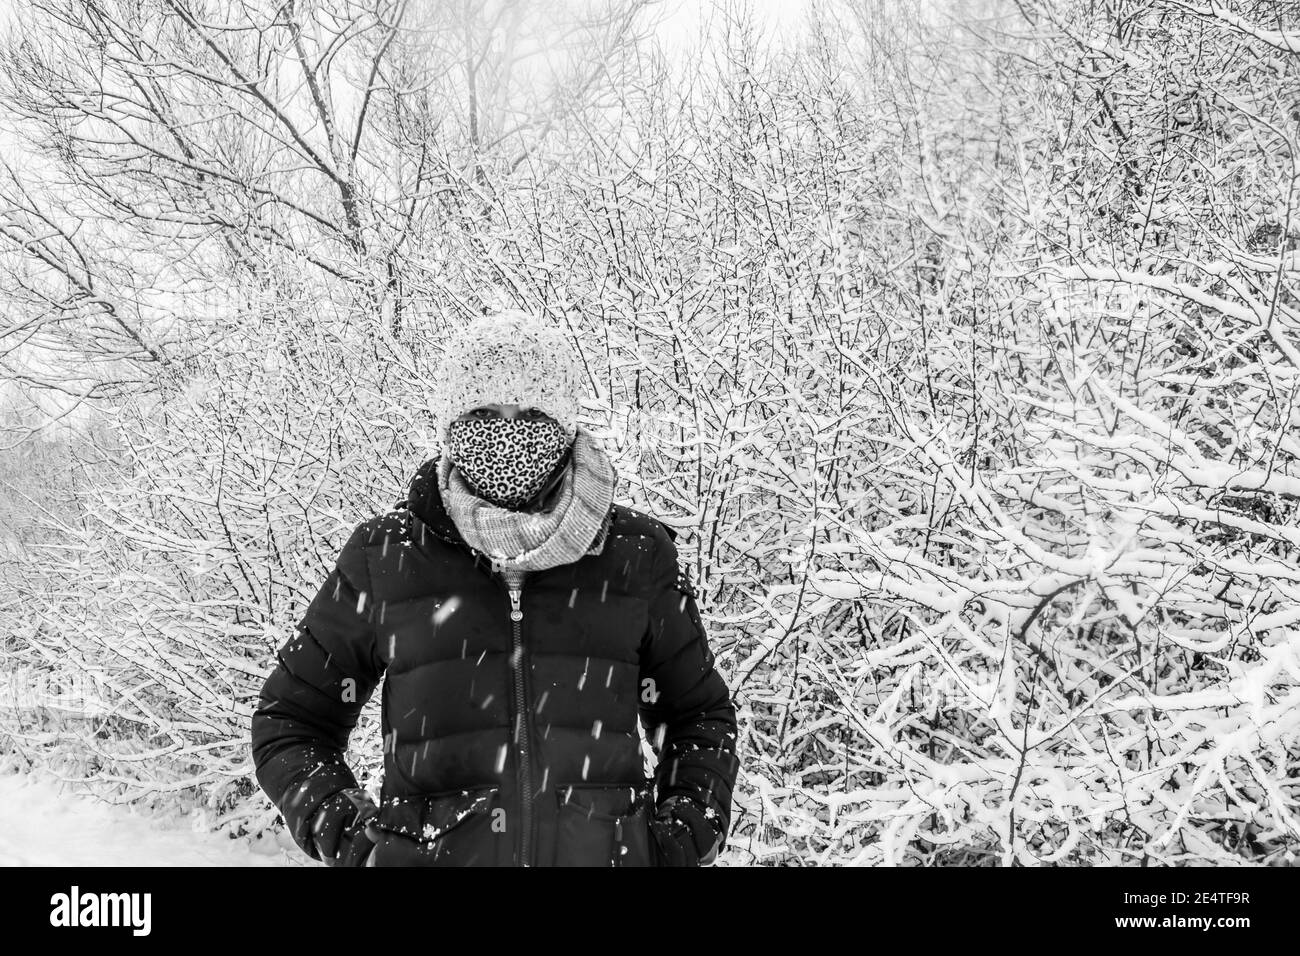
[250,309,740,866]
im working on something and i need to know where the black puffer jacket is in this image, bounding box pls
[251,457,740,866]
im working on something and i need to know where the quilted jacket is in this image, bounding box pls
[251,456,740,866]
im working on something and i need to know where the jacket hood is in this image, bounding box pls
[404,455,464,546]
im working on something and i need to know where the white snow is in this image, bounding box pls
[0,772,300,867]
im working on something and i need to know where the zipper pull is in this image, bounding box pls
[508,588,523,622]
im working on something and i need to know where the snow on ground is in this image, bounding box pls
[0,772,302,866]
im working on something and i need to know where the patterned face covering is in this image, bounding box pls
[446,416,572,510]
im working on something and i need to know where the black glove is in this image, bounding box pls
[650,796,723,867]
[310,788,380,867]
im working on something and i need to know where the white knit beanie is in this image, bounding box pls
[430,309,586,447]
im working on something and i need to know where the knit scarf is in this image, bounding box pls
[437,424,616,574]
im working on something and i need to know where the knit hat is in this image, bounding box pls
[430,309,586,447]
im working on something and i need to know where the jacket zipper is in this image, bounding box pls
[407,510,541,866]
[503,573,535,868]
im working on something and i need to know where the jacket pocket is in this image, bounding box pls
[373,786,506,866]
[553,783,653,867]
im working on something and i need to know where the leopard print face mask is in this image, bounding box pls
[446,416,572,510]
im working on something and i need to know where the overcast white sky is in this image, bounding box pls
[656,0,811,51]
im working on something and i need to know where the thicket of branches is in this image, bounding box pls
[1,0,1297,864]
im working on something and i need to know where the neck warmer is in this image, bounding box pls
[437,424,617,574]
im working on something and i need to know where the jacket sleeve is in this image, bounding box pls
[638,522,741,852]
[250,522,386,859]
